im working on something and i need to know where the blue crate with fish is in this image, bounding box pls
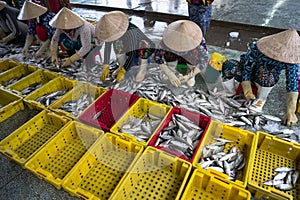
[0,87,23,123]
[109,146,191,200]
[24,121,104,189]
[247,131,300,200]
[24,77,75,109]
[7,69,59,97]
[0,110,70,166]
[0,59,20,74]
[181,168,251,200]
[0,63,37,87]
[62,133,144,200]
[49,82,107,120]
[110,98,172,146]
[192,120,256,189]
[78,89,139,132]
[148,107,211,163]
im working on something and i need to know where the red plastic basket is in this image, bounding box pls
[78,89,139,132]
[148,106,211,163]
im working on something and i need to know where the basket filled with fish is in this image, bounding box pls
[49,82,107,120]
[0,87,23,123]
[110,98,172,146]
[62,133,144,200]
[181,168,251,200]
[148,107,211,163]
[7,69,59,97]
[0,63,37,87]
[193,120,256,188]
[78,89,139,132]
[247,131,300,200]
[109,146,191,200]
[25,121,104,189]
[0,110,70,166]
[0,59,20,74]
[24,77,75,109]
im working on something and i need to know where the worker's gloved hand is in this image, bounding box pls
[100,64,110,81]
[283,92,298,126]
[241,81,256,101]
[1,33,15,43]
[61,53,81,68]
[35,39,50,58]
[22,34,34,58]
[50,45,58,66]
[116,67,126,82]
[179,67,201,83]
[160,64,181,87]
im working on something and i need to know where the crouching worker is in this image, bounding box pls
[154,20,208,87]
[17,1,55,58]
[50,7,98,68]
[221,29,300,126]
[96,11,155,82]
[0,1,27,44]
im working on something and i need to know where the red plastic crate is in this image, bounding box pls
[148,106,211,163]
[78,89,139,132]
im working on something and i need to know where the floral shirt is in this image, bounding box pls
[28,12,55,39]
[241,42,299,92]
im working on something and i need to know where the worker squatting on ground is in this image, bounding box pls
[221,29,300,126]
[0,1,27,44]
[50,7,98,68]
[96,11,155,82]
[17,1,55,58]
[154,20,208,87]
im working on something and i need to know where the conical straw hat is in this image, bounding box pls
[96,11,129,42]
[49,7,85,29]
[17,1,47,20]
[257,29,300,64]
[0,1,7,11]
[162,20,203,52]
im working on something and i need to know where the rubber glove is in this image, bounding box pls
[160,64,181,87]
[284,92,298,126]
[61,53,81,68]
[241,81,256,101]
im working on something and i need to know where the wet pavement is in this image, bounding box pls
[1,1,300,199]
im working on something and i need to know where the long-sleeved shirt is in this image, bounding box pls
[241,42,299,92]
[28,12,55,40]
[0,5,27,37]
[154,39,208,70]
[103,22,155,70]
[51,21,96,57]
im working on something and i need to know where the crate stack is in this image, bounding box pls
[0,58,299,200]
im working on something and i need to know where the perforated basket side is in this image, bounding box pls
[0,59,20,73]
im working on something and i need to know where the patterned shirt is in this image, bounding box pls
[28,12,55,40]
[241,42,299,92]
[103,22,155,69]
[51,21,96,57]
[154,39,208,70]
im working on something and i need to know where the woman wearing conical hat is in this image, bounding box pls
[96,11,155,82]
[49,7,98,68]
[0,1,27,44]
[17,0,55,58]
[221,29,300,126]
[154,20,209,87]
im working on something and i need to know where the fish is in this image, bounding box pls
[92,108,105,120]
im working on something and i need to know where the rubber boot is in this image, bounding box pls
[222,78,236,97]
[250,84,273,112]
[135,58,148,82]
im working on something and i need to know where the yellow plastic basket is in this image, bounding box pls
[0,110,70,166]
[49,82,107,119]
[0,87,23,123]
[248,131,300,200]
[62,132,144,200]
[7,69,59,97]
[192,120,256,188]
[109,146,192,200]
[181,168,251,200]
[0,59,20,73]
[24,77,75,109]
[110,98,172,146]
[25,121,104,189]
[0,63,37,87]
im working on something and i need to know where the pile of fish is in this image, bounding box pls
[2,76,26,87]
[59,94,95,117]
[20,82,43,96]
[199,137,246,181]
[154,114,204,160]
[262,167,299,191]
[118,113,163,142]
[35,90,68,107]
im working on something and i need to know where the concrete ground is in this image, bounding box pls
[1,0,299,199]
